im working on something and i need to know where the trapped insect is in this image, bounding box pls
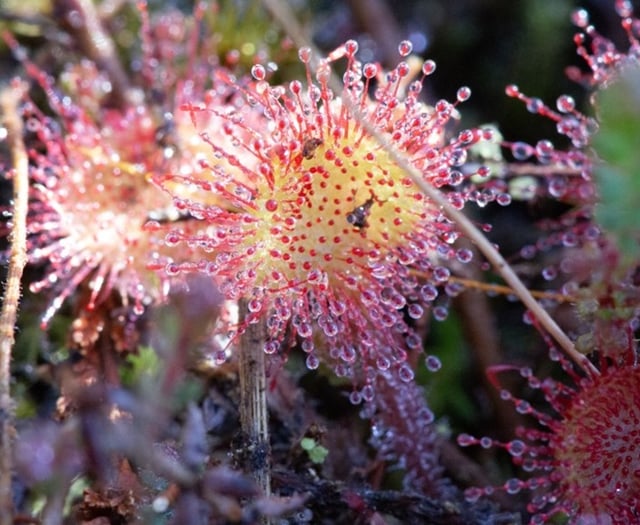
[302,137,323,159]
[346,195,375,230]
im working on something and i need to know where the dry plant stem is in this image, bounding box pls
[448,275,575,303]
[261,0,598,377]
[238,301,271,508]
[0,81,29,525]
[413,269,576,303]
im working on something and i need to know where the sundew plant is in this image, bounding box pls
[1,1,639,524]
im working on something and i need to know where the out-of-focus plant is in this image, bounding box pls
[593,65,640,264]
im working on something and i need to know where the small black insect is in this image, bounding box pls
[347,195,375,230]
[302,137,323,159]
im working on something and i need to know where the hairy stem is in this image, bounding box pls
[0,80,30,525]
[261,0,598,377]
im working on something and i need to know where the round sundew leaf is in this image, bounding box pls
[552,366,640,520]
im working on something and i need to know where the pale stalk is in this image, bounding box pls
[238,301,271,519]
[260,0,598,377]
[0,80,30,525]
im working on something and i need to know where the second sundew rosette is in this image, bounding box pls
[164,40,495,399]
[16,7,263,333]
[22,93,202,331]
